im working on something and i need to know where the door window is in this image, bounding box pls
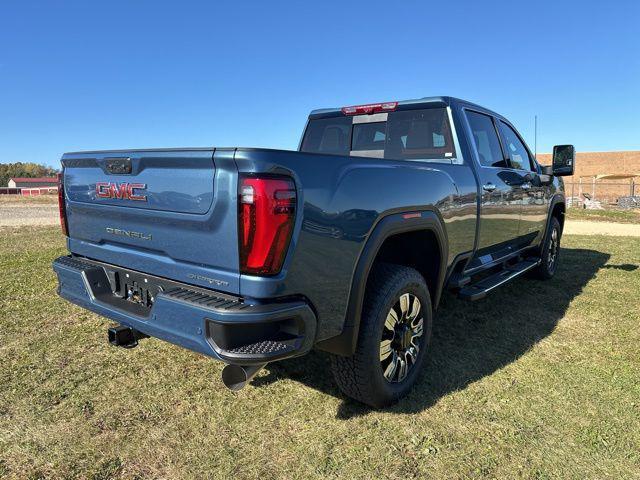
[465,111,506,168]
[498,121,534,171]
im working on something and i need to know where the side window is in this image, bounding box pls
[465,111,506,168]
[498,121,534,171]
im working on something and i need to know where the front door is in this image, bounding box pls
[465,110,522,261]
[496,120,549,247]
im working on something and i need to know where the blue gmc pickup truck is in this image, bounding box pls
[53,96,575,407]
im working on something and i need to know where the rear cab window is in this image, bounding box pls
[300,116,352,156]
[351,115,387,158]
[301,107,457,162]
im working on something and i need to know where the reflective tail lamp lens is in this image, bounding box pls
[238,175,296,275]
[57,172,69,236]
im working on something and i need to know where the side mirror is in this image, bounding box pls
[552,144,575,176]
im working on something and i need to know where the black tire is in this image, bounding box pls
[533,217,561,280]
[330,263,433,408]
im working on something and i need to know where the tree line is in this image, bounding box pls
[0,162,60,187]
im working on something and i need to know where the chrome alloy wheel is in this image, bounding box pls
[548,227,559,271]
[379,293,424,383]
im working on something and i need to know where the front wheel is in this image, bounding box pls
[533,217,561,280]
[330,263,433,408]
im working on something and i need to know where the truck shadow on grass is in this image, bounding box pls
[255,247,620,418]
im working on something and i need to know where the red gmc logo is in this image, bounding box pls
[96,182,147,202]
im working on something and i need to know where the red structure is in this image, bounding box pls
[20,187,58,196]
[8,177,58,189]
[3,177,59,195]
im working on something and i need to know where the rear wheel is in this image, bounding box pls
[533,217,561,280]
[330,263,432,408]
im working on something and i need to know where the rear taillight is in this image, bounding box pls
[57,172,69,236]
[238,175,296,275]
[341,101,398,115]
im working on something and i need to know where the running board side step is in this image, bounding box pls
[458,258,541,301]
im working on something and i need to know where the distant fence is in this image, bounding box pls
[565,180,638,208]
[0,188,21,195]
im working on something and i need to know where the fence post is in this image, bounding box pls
[579,177,582,198]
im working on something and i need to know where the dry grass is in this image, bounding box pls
[1,227,639,479]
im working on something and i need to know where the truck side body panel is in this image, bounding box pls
[233,148,478,340]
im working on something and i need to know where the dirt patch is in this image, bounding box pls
[564,220,640,237]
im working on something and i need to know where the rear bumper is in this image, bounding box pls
[52,255,316,365]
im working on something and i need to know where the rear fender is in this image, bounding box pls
[316,210,448,356]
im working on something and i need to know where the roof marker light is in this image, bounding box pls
[341,102,398,116]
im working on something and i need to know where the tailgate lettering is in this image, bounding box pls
[96,182,147,201]
[106,227,152,241]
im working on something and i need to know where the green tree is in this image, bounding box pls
[0,162,60,187]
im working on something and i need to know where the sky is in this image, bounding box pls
[0,0,639,168]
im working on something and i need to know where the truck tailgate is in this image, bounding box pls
[62,148,240,294]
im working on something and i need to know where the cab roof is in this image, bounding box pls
[309,96,501,120]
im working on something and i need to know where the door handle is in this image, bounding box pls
[483,183,497,192]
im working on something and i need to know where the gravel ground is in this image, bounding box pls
[0,203,59,227]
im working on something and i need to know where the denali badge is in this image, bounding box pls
[187,273,229,287]
[106,227,152,241]
[96,182,147,201]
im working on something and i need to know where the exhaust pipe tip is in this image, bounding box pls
[221,364,266,391]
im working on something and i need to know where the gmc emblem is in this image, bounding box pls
[96,182,147,201]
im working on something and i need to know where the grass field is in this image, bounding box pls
[565,207,640,224]
[1,227,639,479]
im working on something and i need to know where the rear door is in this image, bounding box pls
[62,148,241,294]
[496,120,549,246]
[464,110,521,259]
